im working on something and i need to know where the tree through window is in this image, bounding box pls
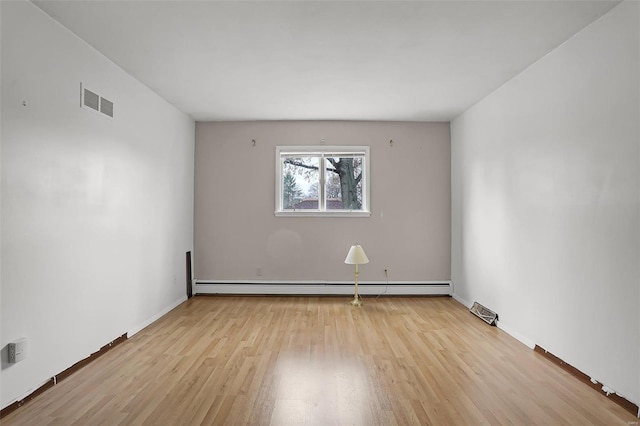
[275,146,370,216]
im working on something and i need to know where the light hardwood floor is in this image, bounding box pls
[3,296,637,425]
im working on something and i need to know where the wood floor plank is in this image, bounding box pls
[2,296,637,425]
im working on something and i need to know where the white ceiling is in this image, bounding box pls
[34,1,619,122]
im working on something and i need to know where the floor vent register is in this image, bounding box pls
[470,302,498,326]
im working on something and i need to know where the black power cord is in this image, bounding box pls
[376,269,389,299]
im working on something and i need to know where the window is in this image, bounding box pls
[275,146,370,217]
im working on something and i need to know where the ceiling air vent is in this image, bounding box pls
[81,83,114,118]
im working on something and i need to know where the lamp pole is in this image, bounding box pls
[350,263,362,306]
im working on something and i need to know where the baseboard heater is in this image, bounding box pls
[193,280,452,296]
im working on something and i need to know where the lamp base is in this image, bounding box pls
[349,296,362,307]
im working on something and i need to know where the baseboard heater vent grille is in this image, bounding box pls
[470,301,497,326]
[193,281,452,296]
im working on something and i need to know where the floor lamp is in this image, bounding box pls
[345,244,369,306]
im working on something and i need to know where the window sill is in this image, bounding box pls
[275,210,371,218]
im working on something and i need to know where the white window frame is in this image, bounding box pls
[275,146,371,217]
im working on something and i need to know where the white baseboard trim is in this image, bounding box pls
[194,280,452,296]
[495,320,536,349]
[451,293,472,308]
[128,295,187,337]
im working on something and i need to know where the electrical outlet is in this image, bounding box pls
[8,338,27,363]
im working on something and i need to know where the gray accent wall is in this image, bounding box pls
[195,121,451,283]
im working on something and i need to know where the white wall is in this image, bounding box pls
[195,121,450,283]
[451,0,639,405]
[0,1,194,409]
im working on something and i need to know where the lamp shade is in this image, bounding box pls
[344,245,369,265]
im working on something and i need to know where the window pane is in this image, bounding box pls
[282,156,319,209]
[325,156,363,210]
[275,146,370,216]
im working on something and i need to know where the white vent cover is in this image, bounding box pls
[81,83,114,118]
[470,301,498,325]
